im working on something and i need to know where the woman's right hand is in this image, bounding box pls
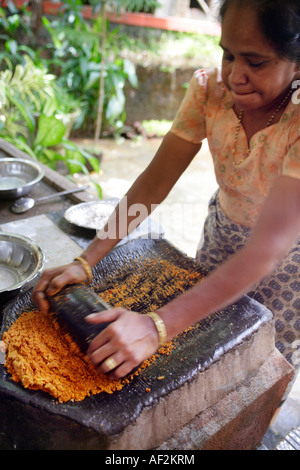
[32,261,89,313]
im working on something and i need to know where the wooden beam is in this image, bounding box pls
[195,0,210,15]
[1,0,220,36]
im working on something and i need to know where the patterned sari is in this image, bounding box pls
[197,191,300,379]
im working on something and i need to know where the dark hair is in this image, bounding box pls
[219,0,300,63]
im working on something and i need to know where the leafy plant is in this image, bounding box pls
[42,0,139,140]
[121,0,161,13]
[0,56,54,137]
[0,56,102,197]
[0,0,162,140]
[141,119,172,137]
[0,0,37,68]
[7,114,102,194]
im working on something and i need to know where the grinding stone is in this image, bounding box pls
[0,238,273,450]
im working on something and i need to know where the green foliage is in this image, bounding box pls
[41,0,138,136]
[0,0,163,197]
[87,0,161,15]
[0,0,219,198]
[0,56,102,197]
[115,0,161,13]
[141,119,172,137]
[0,56,54,138]
[0,0,36,68]
[0,0,144,140]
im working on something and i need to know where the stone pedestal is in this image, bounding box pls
[107,321,293,450]
[159,350,293,450]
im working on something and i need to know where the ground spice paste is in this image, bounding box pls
[3,258,204,403]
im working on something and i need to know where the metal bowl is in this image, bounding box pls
[0,158,44,200]
[0,232,44,300]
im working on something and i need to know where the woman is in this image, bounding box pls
[33,0,300,389]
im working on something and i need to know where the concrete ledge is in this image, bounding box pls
[159,349,294,450]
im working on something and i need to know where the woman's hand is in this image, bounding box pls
[86,308,160,379]
[32,261,89,313]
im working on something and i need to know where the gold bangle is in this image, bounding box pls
[146,311,167,346]
[74,256,93,284]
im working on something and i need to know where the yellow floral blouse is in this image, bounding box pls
[170,67,300,228]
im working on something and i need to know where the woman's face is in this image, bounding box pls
[220,4,299,112]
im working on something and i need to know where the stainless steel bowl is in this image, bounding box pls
[0,158,44,200]
[0,232,44,298]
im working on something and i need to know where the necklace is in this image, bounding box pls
[232,89,293,165]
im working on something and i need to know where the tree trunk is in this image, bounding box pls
[31,0,44,36]
[94,2,107,143]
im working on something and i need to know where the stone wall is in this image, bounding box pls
[124,64,196,125]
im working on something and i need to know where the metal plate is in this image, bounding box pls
[64,200,116,230]
[0,158,44,200]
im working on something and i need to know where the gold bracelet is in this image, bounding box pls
[146,311,167,346]
[74,256,93,284]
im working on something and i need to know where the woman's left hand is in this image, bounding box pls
[85,308,160,379]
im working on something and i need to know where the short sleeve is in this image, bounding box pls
[283,137,300,180]
[170,69,208,144]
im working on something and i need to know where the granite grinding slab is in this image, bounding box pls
[0,238,273,450]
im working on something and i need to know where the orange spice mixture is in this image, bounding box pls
[2,309,161,403]
[97,258,204,314]
[3,258,204,403]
